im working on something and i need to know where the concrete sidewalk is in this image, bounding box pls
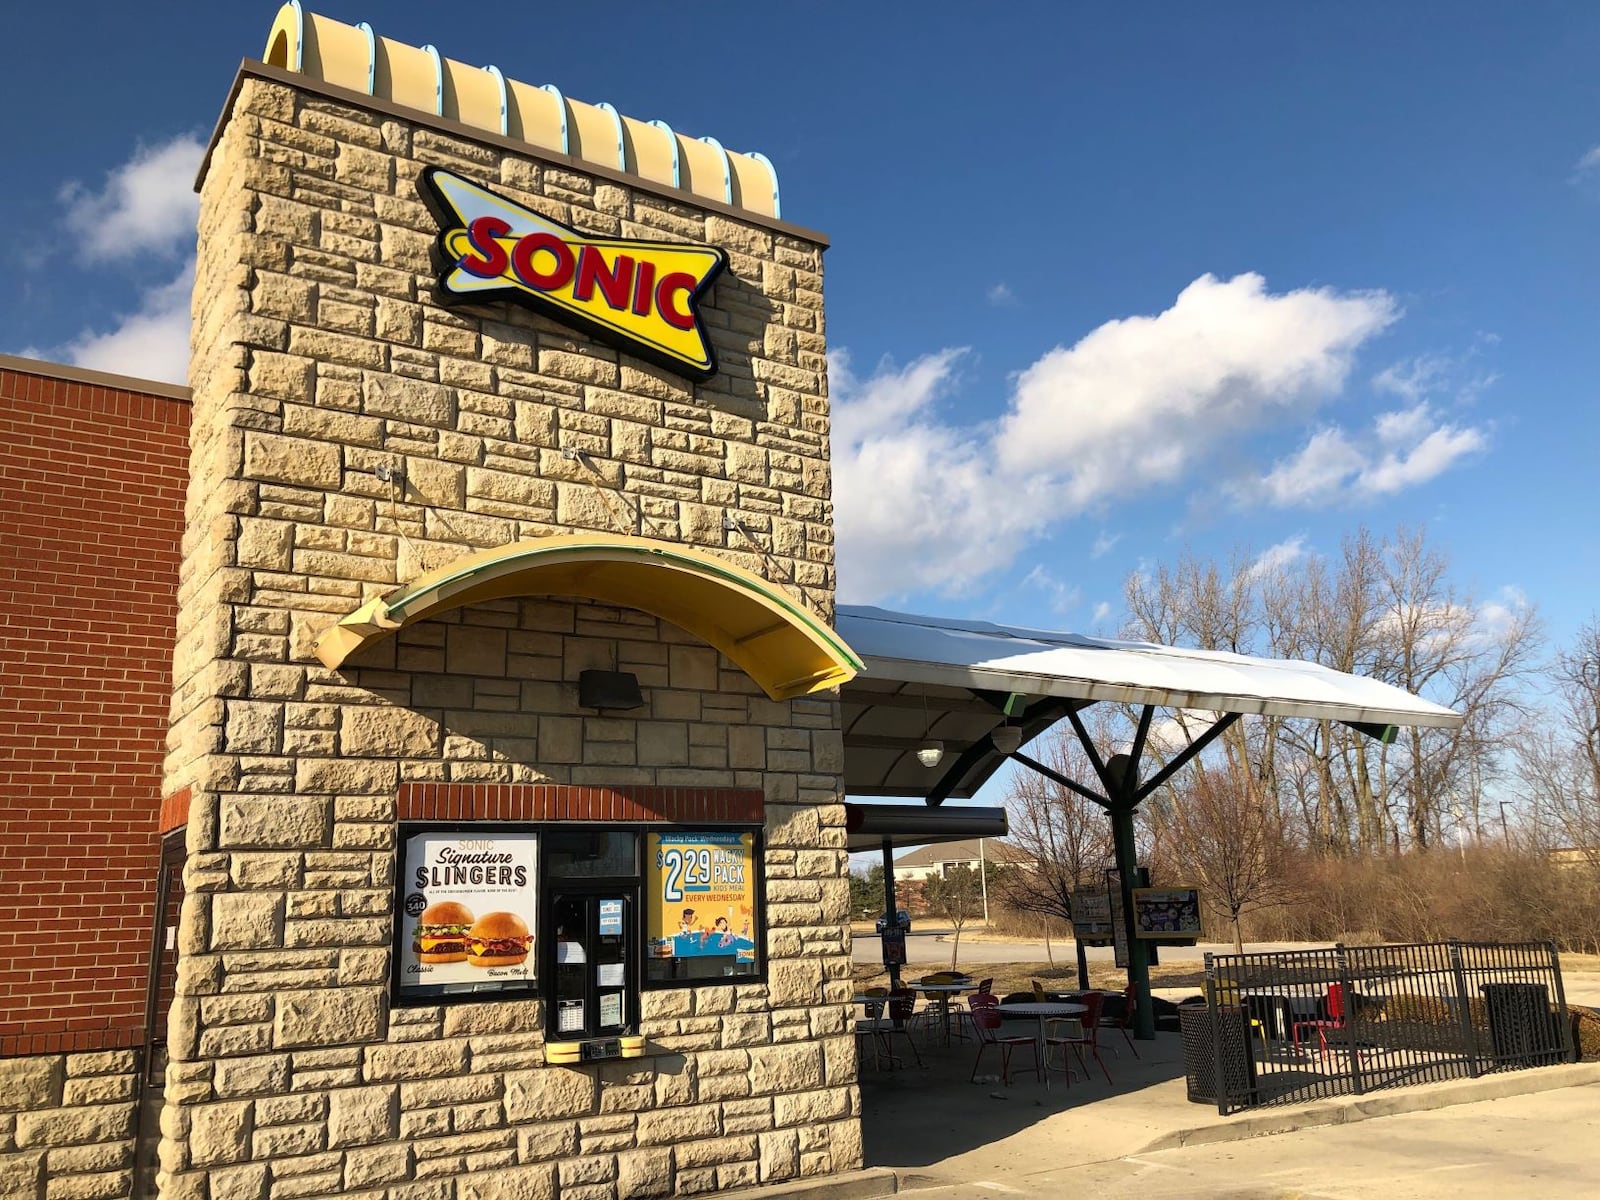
[857,1026,1600,1194]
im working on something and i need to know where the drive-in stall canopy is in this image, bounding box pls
[837,605,1463,1031]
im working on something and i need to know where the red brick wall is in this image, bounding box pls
[0,360,189,1042]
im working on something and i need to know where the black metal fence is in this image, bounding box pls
[1182,941,1573,1115]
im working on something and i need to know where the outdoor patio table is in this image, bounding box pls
[994,1001,1085,1086]
[910,982,974,1045]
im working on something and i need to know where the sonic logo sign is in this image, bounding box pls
[420,168,728,382]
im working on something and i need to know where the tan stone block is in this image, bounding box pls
[340,706,440,757]
[294,758,398,794]
[362,375,455,425]
[209,1163,269,1200]
[243,431,341,489]
[503,1068,596,1122]
[0,1057,63,1112]
[219,796,330,848]
[225,700,283,754]
[773,1087,850,1127]
[615,1148,673,1198]
[363,1041,468,1082]
[635,1103,719,1146]
[457,1163,555,1200]
[748,1043,822,1096]
[553,481,614,529]
[758,1128,799,1182]
[275,987,384,1048]
[282,404,385,447]
[210,891,283,950]
[213,1053,290,1098]
[445,626,508,676]
[727,726,765,769]
[237,517,296,572]
[327,1085,397,1147]
[538,349,619,387]
[344,1142,412,1188]
[669,645,719,691]
[537,716,582,764]
[187,1101,253,1166]
[404,456,466,508]
[249,350,314,401]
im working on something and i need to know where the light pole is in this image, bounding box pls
[1498,801,1512,844]
[978,837,990,927]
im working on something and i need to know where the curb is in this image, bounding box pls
[1140,1061,1600,1153]
[717,1167,898,1200]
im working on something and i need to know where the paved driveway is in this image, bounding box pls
[901,1083,1600,1199]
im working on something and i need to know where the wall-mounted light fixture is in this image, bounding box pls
[578,669,645,710]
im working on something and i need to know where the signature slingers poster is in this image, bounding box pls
[399,832,538,996]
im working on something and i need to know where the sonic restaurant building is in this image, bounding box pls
[1,6,872,1198]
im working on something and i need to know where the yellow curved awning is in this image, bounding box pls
[311,534,860,701]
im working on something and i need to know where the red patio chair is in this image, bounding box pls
[1051,991,1113,1083]
[969,1002,1038,1085]
[1291,982,1349,1064]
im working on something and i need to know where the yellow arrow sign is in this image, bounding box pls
[420,168,728,382]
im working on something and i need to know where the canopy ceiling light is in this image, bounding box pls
[917,686,944,767]
[990,723,1022,756]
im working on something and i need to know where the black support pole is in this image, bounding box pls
[1110,798,1154,1039]
[880,837,900,988]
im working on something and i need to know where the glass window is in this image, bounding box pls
[644,830,761,985]
[547,830,637,878]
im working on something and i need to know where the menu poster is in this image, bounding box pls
[1132,887,1203,940]
[647,831,757,962]
[1068,891,1114,945]
[398,831,538,996]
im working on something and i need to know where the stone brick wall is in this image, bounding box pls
[158,68,851,1200]
[0,1049,142,1200]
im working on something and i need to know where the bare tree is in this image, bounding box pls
[1156,761,1292,952]
[1519,619,1600,871]
[923,865,983,970]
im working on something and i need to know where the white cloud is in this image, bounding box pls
[997,273,1398,505]
[1244,402,1486,507]
[58,259,193,384]
[1090,530,1121,559]
[1091,601,1113,625]
[830,349,1047,602]
[987,283,1016,306]
[1242,536,1309,582]
[1022,565,1080,614]
[61,134,204,262]
[1575,145,1600,174]
[832,273,1415,602]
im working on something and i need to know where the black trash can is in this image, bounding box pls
[1480,983,1559,1067]
[1180,1004,1257,1106]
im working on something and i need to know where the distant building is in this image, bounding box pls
[892,839,1034,882]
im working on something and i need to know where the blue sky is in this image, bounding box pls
[5,2,1598,661]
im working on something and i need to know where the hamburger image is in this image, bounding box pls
[467,911,532,968]
[413,900,475,964]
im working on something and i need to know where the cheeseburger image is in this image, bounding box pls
[413,900,475,964]
[467,911,532,967]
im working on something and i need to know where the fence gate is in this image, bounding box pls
[1196,941,1572,1115]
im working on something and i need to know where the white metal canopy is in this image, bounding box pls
[838,605,1463,801]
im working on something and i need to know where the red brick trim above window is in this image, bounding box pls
[0,1023,145,1058]
[397,784,763,824]
[159,786,192,833]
